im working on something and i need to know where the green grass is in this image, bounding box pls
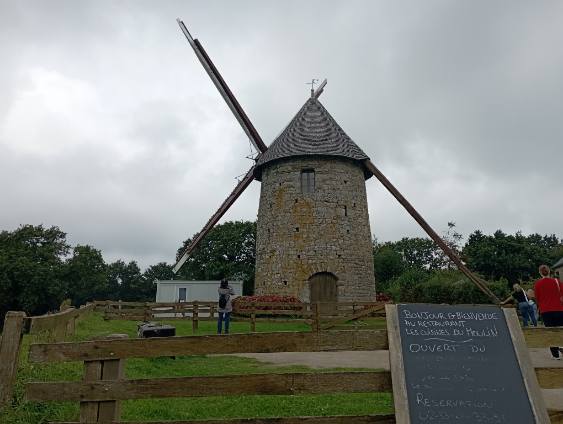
[0,312,393,423]
[122,393,393,421]
[72,313,313,340]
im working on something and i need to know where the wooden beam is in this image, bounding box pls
[321,304,386,330]
[97,358,125,421]
[535,367,563,389]
[39,411,563,424]
[363,159,500,304]
[51,414,397,424]
[313,79,328,99]
[28,307,79,341]
[523,327,563,348]
[173,166,256,273]
[79,361,102,422]
[0,311,26,406]
[550,410,563,424]
[176,20,268,154]
[503,308,551,422]
[26,371,392,402]
[28,330,389,363]
[385,304,410,424]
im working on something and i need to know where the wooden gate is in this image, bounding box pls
[309,272,337,315]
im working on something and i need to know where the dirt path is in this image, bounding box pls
[233,348,563,411]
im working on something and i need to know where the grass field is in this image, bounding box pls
[1,312,393,423]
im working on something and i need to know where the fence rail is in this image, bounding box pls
[3,303,563,423]
[0,303,95,406]
[20,325,563,424]
[51,417,398,424]
[95,300,388,332]
[29,329,388,363]
[26,371,392,401]
[28,303,95,341]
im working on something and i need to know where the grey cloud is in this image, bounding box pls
[1,1,562,269]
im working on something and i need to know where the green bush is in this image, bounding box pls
[385,268,431,302]
[385,269,510,304]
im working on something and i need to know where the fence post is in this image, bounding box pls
[250,302,256,332]
[0,311,26,407]
[55,318,65,342]
[80,360,102,422]
[67,312,76,338]
[210,304,215,319]
[103,300,109,320]
[192,301,199,333]
[80,334,127,423]
[144,302,150,322]
[311,303,321,333]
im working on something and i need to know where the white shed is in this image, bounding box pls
[155,280,243,303]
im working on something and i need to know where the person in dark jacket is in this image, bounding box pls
[217,278,235,334]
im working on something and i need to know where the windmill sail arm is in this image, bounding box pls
[313,79,327,99]
[173,166,256,274]
[363,159,500,304]
[177,19,268,154]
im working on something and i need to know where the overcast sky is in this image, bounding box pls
[1,1,562,270]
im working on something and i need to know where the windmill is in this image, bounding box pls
[173,19,500,304]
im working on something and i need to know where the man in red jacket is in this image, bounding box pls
[534,264,563,359]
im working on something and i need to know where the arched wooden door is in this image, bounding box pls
[309,272,338,315]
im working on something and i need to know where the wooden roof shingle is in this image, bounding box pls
[254,97,371,180]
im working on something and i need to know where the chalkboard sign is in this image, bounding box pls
[386,304,548,423]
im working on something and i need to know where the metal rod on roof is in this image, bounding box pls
[363,159,501,304]
[176,19,268,154]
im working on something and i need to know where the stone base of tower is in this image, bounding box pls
[254,157,376,303]
[254,274,376,303]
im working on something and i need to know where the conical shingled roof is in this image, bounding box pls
[254,97,371,180]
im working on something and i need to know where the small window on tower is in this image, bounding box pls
[300,169,315,194]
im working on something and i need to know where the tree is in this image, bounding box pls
[462,230,563,284]
[106,260,153,301]
[438,222,463,269]
[0,225,69,320]
[143,262,174,283]
[373,240,405,288]
[176,221,256,294]
[375,235,447,273]
[64,245,108,306]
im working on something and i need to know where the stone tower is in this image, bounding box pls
[253,97,376,302]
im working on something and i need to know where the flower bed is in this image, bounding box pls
[375,292,392,302]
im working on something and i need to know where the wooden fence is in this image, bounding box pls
[0,303,95,405]
[17,324,563,423]
[28,303,96,341]
[95,300,387,332]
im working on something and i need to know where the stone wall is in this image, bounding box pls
[255,157,376,301]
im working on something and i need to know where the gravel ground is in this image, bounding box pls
[232,347,563,411]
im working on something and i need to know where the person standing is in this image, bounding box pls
[534,265,563,360]
[503,283,537,327]
[217,278,235,334]
[527,288,539,321]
